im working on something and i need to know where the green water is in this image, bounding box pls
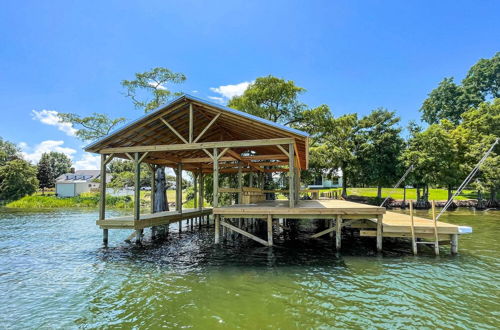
[0,208,498,329]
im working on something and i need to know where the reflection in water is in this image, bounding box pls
[0,208,498,328]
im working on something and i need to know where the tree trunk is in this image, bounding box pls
[448,185,453,202]
[264,170,275,200]
[416,185,421,201]
[377,185,382,199]
[154,166,168,212]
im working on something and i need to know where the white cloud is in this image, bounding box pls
[209,81,252,102]
[191,90,199,94]
[207,96,225,104]
[73,153,100,170]
[148,81,166,90]
[31,110,77,136]
[21,140,77,163]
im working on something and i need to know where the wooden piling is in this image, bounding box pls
[376,214,383,252]
[409,200,417,255]
[99,154,108,246]
[431,200,439,256]
[134,152,142,244]
[267,214,273,246]
[336,215,342,250]
[451,234,458,255]
[215,214,220,244]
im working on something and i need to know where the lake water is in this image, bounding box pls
[0,207,498,328]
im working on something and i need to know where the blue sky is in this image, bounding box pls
[1,0,498,169]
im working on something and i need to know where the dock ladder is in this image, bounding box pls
[409,200,440,256]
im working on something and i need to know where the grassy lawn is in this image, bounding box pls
[318,187,478,201]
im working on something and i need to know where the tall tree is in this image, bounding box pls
[36,152,72,194]
[228,75,306,125]
[228,76,306,199]
[37,153,54,195]
[0,159,38,201]
[358,108,403,199]
[420,78,472,124]
[121,67,186,112]
[59,67,186,212]
[0,137,20,166]
[462,52,500,100]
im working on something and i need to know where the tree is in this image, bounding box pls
[420,78,472,124]
[0,137,20,166]
[462,52,500,100]
[0,159,38,201]
[228,75,306,125]
[58,113,126,142]
[48,152,72,178]
[357,108,404,199]
[59,67,186,213]
[421,53,500,125]
[228,76,307,199]
[36,152,72,194]
[460,99,500,205]
[121,67,186,112]
[37,153,54,194]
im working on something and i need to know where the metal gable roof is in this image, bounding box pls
[84,94,309,151]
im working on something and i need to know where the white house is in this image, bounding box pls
[308,169,343,189]
[55,170,108,197]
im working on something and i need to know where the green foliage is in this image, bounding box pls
[37,152,72,191]
[121,67,186,112]
[420,77,473,124]
[463,52,500,100]
[228,75,306,125]
[0,137,21,166]
[421,53,499,124]
[58,112,127,142]
[5,192,134,209]
[0,159,39,201]
[357,109,404,195]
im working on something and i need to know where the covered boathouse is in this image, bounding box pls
[85,94,471,255]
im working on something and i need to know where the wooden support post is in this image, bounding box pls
[213,148,219,207]
[176,163,183,214]
[376,214,383,252]
[267,214,273,247]
[193,172,198,209]
[134,152,141,244]
[409,200,417,255]
[237,162,243,204]
[150,164,156,239]
[329,218,334,238]
[288,143,295,208]
[294,166,300,204]
[99,154,108,246]
[198,170,203,210]
[336,215,342,250]
[432,200,439,256]
[215,214,220,244]
[249,172,253,187]
[451,234,458,255]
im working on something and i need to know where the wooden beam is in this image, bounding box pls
[125,152,134,161]
[311,225,336,238]
[181,156,234,163]
[221,220,269,246]
[189,103,193,143]
[99,138,295,154]
[226,149,263,172]
[218,147,230,160]
[237,163,243,204]
[160,117,188,144]
[134,153,141,244]
[138,151,149,164]
[104,153,115,165]
[276,145,289,158]
[193,113,221,143]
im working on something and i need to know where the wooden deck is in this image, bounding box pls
[214,199,386,218]
[213,200,472,253]
[96,208,212,230]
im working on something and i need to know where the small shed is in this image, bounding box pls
[55,170,102,197]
